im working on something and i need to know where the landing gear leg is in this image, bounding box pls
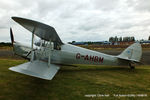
[129,63,135,69]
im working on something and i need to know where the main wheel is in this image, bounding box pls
[129,63,135,69]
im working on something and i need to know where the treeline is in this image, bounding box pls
[109,36,135,42]
[69,41,110,45]
[0,42,12,46]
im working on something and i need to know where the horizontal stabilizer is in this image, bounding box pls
[12,17,63,45]
[9,60,60,80]
[116,56,140,63]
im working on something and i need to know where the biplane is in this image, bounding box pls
[9,17,142,80]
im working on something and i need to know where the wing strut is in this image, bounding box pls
[48,40,51,67]
[30,27,35,62]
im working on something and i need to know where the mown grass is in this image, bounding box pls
[0,46,12,50]
[0,59,150,100]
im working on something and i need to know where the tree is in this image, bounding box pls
[148,36,150,40]
[109,37,114,42]
[123,37,128,42]
[131,36,135,41]
[72,41,76,44]
[114,36,118,42]
[119,37,122,42]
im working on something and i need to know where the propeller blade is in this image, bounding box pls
[26,49,36,58]
[26,51,32,58]
[10,27,14,44]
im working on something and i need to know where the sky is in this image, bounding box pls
[0,0,150,44]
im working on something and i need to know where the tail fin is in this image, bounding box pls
[117,43,142,62]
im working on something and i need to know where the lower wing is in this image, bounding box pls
[9,60,60,80]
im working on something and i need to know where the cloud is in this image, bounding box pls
[126,0,150,12]
[91,0,121,11]
[0,0,150,43]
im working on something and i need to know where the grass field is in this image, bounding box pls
[0,59,150,100]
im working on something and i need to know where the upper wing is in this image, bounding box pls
[12,17,63,45]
